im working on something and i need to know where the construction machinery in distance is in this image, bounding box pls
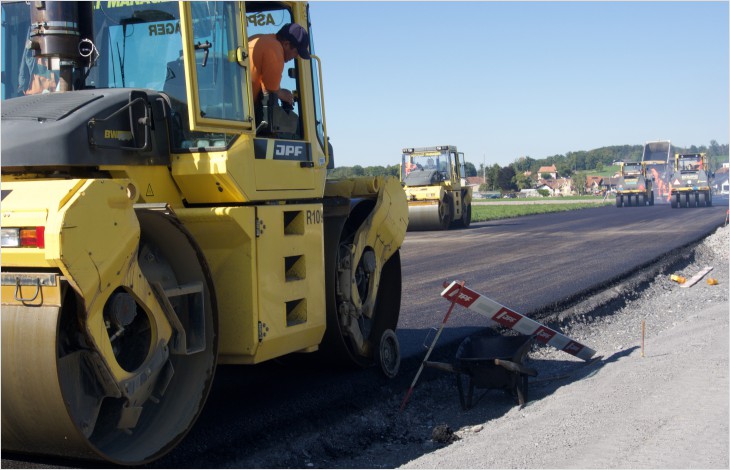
[400,146,473,231]
[1,1,408,465]
[669,153,713,208]
[615,162,654,207]
[641,140,673,202]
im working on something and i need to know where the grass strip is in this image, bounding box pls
[472,202,611,222]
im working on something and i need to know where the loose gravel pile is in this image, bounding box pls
[326,224,729,469]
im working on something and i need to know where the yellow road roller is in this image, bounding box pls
[400,146,473,231]
[0,1,407,465]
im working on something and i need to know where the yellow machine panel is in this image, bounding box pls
[254,203,327,360]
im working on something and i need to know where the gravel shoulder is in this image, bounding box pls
[330,224,729,469]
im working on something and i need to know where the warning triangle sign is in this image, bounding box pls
[673,179,681,185]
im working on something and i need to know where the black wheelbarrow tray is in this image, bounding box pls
[425,334,537,410]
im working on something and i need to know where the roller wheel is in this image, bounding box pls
[680,193,687,208]
[637,193,645,206]
[451,201,472,228]
[705,192,712,207]
[616,195,622,208]
[671,194,678,208]
[649,191,655,206]
[2,211,218,465]
[694,193,700,208]
[440,195,454,229]
[376,329,400,378]
[322,206,402,368]
[406,198,452,231]
[461,203,472,228]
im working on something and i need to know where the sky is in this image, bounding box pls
[307,1,729,169]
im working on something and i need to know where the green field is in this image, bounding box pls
[477,195,608,202]
[471,201,611,222]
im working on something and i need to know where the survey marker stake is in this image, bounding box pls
[441,280,597,361]
[400,281,465,412]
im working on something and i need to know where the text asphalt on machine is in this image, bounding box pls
[400,146,473,231]
[669,153,713,208]
[0,1,408,465]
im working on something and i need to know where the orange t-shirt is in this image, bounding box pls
[248,34,284,100]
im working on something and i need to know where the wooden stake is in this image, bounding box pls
[641,320,645,357]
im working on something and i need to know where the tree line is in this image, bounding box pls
[328,141,729,193]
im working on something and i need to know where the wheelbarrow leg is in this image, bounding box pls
[516,374,528,406]
[456,373,467,410]
[456,373,475,410]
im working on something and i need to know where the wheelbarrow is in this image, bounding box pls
[425,333,537,410]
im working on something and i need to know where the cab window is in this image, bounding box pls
[174,1,248,150]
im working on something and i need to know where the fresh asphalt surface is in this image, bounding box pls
[3,197,728,468]
[397,197,729,351]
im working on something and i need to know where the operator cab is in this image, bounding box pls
[622,163,642,177]
[678,154,703,172]
[1,1,327,165]
[401,146,458,186]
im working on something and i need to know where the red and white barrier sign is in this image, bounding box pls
[441,281,596,361]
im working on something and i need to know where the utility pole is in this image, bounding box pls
[483,154,486,187]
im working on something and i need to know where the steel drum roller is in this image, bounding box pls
[407,201,451,231]
[1,305,97,460]
[1,211,218,465]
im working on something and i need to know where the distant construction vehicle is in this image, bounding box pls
[641,140,673,201]
[669,153,713,208]
[400,146,473,231]
[615,162,654,207]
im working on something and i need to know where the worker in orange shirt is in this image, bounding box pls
[248,23,311,109]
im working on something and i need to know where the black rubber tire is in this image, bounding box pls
[376,329,400,379]
[462,203,472,228]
